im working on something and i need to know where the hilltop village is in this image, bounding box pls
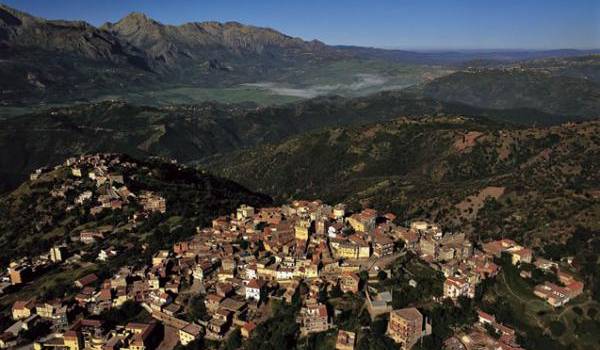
[0,154,589,350]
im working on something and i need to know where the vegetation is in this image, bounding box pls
[0,154,271,262]
[209,117,600,248]
[245,300,300,350]
[421,68,600,118]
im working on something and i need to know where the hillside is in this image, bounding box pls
[0,4,346,105]
[206,117,600,247]
[0,153,271,263]
[519,54,600,83]
[0,93,570,193]
[420,68,600,118]
[0,4,158,104]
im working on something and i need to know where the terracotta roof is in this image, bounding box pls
[76,273,98,287]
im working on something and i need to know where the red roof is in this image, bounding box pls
[76,273,98,287]
[246,279,265,289]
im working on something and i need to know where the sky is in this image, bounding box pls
[4,0,600,50]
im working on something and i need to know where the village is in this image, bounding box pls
[0,154,587,350]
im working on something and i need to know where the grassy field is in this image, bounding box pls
[94,85,302,106]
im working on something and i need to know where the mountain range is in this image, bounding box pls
[2,3,599,108]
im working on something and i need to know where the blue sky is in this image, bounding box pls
[4,0,599,49]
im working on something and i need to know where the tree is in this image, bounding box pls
[549,320,566,337]
[188,295,209,322]
[223,328,242,350]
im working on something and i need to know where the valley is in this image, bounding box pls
[0,2,599,350]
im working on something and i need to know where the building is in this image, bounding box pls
[179,323,202,346]
[297,302,329,335]
[236,205,255,220]
[74,273,98,288]
[295,218,311,241]
[245,279,266,302]
[241,321,257,338]
[139,191,167,213]
[507,247,533,265]
[372,234,394,258]
[12,300,35,320]
[387,307,429,350]
[8,265,32,285]
[534,282,570,307]
[126,322,162,350]
[347,209,377,233]
[443,276,472,299]
[336,330,356,350]
[50,246,68,263]
[152,250,170,266]
[339,273,360,293]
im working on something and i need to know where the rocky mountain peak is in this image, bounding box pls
[102,11,161,32]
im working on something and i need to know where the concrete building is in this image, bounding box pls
[387,307,429,350]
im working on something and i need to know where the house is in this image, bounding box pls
[205,294,224,313]
[336,330,356,350]
[347,209,377,233]
[395,227,420,250]
[241,321,257,338]
[372,234,394,258]
[297,302,329,335]
[333,204,346,219]
[50,246,68,263]
[294,218,311,241]
[179,323,202,346]
[8,265,32,285]
[534,282,570,307]
[443,276,472,299]
[74,273,98,288]
[97,247,118,261]
[507,247,533,265]
[236,205,255,220]
[245,279,266,302]
[80,231,104,244]
[557,272,584,299]
[339,273,360,293]
[0,333,17,349]
[12,300,35,320]
[126,322,162,350]
[276,267,294,281]
[387,307,430,350]
[534,258,558,271]
[152,250,170,266]
[193,260,217,280]
[37,301,69,328]
[139,191,167,213]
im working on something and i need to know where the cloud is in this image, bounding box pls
[241,74,388,98]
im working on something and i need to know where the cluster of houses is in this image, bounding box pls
[1,189,588,349]
[37,153,167,218]
[480,238,584,307]
[2,200,393,349]
[394,224,584,308]
[393,222,499,301]
[444,310,525,350]
[533,270,584,307]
